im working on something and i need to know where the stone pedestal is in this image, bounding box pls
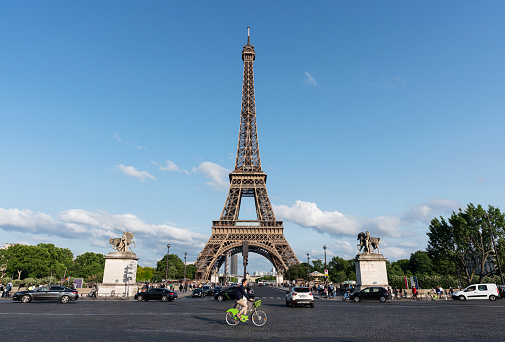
[355,253,389,291]
[98,252,139,297]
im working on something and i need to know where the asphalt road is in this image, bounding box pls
[1,286,504,341]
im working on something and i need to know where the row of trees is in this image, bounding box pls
[0,243,198,284]
[0,243,105,282]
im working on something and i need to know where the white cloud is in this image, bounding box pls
[113,133,146,150]
[273,200,360,236]
[403,199,460,222]
[192,161,230,192]
[116,164,156,182]
[0,207,209,254]
[153,160,190,175]
[304,71,318,86]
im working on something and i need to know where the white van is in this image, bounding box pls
[452,283,500,301]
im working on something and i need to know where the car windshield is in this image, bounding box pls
[294,288,310,293]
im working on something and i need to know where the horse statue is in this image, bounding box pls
[109,231,136,253]
[357,231,380,254]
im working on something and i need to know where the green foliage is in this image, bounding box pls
[427,203,505,284]
[328,257,355,282]
[185,264,196,280]
[136,266,155,282]
[154,254,185,280]
[71,252,105,282]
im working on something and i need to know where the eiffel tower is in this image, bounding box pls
[194,28,300,281]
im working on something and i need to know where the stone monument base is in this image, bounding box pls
[355,253,389,291]
[98,252,139,298]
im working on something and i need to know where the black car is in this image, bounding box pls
[214,286,254,301]
[212,286,223,296]
[202,285,213,296]
[349,287,391,303]
[134,288,178,302]
[13,286,79,304]
[192,288,204,297]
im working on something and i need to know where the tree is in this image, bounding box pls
[3,245,52,279]
[72,252,105,281]
[155,254,185,280]
[136,266,155,282]
[409,251,433,275]
[328,257,355,282]
[427,203,505,284]
[185,264,197,280]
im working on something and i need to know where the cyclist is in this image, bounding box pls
[235,278,253,321]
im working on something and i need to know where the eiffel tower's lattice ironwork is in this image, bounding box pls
[195,28,299,281]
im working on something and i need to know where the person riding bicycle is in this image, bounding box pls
[235,278,253,321]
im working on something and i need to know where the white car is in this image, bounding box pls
[452,283,500,301]
[286,287,314,308]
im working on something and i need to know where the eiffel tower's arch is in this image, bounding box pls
[194,29,299,281]
[196,224,299,281]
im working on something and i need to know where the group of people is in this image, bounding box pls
[0,281,13,298]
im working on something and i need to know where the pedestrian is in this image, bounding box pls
[0,282,4,298]
[412,286,418,300]
[6,282,12,298]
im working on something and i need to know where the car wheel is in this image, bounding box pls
[285,299,289,307]
[162,296,169,302]
[21,295,31,303]
[137,295,144,302]
[459,295,466,301]
[379,296,386,303]
[489,295,496,301]
[310,303,314,308]
[61,295,70,304]
[354,296,360,303]
[217,295,224,301]
[291,301,295,308]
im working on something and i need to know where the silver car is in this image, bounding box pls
[286,287,314,308]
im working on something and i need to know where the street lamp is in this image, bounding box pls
[307,253,310,287]
[184,252,187,292]
[165,244,170,289]
[323,245,327,286]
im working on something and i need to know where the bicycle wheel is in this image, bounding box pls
[252,310,267,327]
[225,312,240,326]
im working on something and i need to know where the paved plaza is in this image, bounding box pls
[1,286,504,341]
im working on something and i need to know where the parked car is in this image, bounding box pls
[285,287,314,308]
[349,287,391,303]
[452,284,500,301]
[134,288,178,302]
[212,286,223,296]
[192,288,204,297]
[214,286,254,301]
[13,285,79,304]
[202,285,213,296]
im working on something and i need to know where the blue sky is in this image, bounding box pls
[1,1,505,273]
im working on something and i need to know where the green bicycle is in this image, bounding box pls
[225,300,267,327]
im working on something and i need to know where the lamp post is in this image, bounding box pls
[323,245,327,286]
[165,244,170,289]
[307,253,310,287]
[184,252,187,292]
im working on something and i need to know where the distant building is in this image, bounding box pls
[1,243,18,249]
[231,254,238,275]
